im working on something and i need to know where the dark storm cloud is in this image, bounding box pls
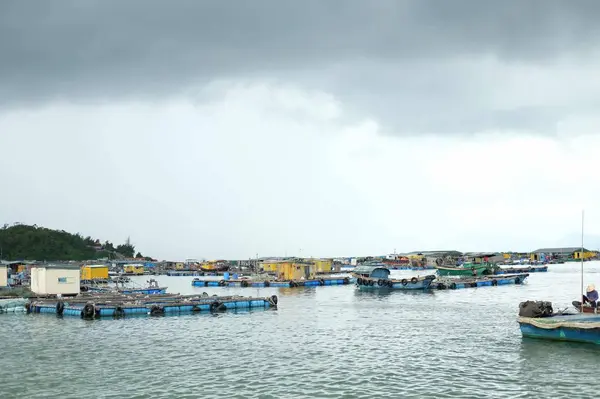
[1,0,600,132]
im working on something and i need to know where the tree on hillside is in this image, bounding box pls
[0,224,148,261]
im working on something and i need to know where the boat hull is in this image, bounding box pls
[431,273,528,290]
[355,276,435,290]
[495,266,548,274]
[519,315,600,345]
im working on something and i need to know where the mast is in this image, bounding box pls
[581,209,584,312]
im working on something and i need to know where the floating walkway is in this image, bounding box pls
[192,277,352,288]
[24,292,277,319]
[430,273,528,290]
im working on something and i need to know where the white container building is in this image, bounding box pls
[30,264,80,296]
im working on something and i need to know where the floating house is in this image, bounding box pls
[275,261,316,281]
[311,258,332,273]
[81,264,109,281]
[259,258,292,273]
[30,264,81,296]
[123,264,145,275]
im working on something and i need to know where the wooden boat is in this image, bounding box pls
[435,262,494,276]
[495,265,548,274]
[517,211,595,344]
[519,313,600,344]
[352,264,435,290]
[430,273,528,290]
[571,301,600,314]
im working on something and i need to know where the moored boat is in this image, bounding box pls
[435,262,495,276]
[518,300,600,344]
[495,265,548,275]
[430,273,528,290]
[352,264,436,290]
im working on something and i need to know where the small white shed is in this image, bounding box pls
[0,265,7,287]
[30,264,80,295]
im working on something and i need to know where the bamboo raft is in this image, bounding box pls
[25,292,278,319]
[191,276,353,288]
[429,273,529,290]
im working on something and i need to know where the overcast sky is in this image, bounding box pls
[2,0,600,260]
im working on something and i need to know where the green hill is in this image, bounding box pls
[0,223,147,261]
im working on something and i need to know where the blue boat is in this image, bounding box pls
[519,312,600,345]
[495,265,548,275]
[352,264,436,290]
[430,273,529,290]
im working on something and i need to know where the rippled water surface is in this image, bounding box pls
[3,263,600,398]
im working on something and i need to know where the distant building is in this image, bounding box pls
[0,264,7,287]
[531,247,595,261]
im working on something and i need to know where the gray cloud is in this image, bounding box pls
[2,0,600,132]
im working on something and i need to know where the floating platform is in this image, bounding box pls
[495,265,548,274]
[24,292,277,319]
[519,314,600,344]
[429,273,528,290]
[191,277,352,288]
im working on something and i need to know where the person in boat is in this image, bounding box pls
[583,284,599,307]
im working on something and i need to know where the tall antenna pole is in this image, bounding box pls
[581,209,584,312]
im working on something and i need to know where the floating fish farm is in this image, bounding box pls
[429,273,529,290]
[192,277,352,288]
[24,292,278,319]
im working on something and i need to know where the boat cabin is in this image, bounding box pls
[353,264,391,280]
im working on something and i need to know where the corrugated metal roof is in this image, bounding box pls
[31,264,81,270]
